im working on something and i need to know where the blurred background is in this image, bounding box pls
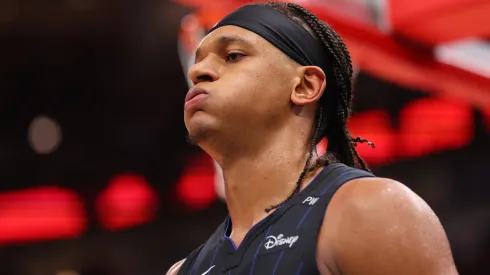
[0,0,489,274]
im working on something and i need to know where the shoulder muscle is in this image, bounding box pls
[318,177,458,275]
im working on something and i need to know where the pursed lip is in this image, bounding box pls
[185,87,209,103]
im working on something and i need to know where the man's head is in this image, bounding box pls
[184,2,371,209]
[185,23,323,145]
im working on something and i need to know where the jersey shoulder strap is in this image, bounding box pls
[288,163,375,273]
[289,162,375,207]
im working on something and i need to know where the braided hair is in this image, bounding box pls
[259,2,375,212]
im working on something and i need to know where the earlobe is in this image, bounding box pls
[290,66,327,106]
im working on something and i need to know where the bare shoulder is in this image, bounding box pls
[329,177,433,217]
[317,177,458,275]
[166,259,186,275]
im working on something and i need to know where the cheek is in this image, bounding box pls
[210,60,292,123]
[215,72,258,108]
[252,67,292,111]
[226,66,287,105]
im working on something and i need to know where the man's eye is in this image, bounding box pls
[226,52,245,62]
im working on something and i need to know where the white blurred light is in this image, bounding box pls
[178,14,206,89]
[28,116,62,155]
[305,0,389,30]
[436,39,490,78]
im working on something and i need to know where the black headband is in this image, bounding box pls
[208,5,331,75]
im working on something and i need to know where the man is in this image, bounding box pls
[169,2,458,274]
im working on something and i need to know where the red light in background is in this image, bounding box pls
[176,154,217,210]
[96,173,159,231]
[0,186,87,246]
[399,98,473,157]
[316,138,328,156]
[348,110,396,166]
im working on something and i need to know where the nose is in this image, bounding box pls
[188,58,219,85]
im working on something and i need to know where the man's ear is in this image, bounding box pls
[291,66,327,106]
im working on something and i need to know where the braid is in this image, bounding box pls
[259,2,373,212]
[265,108,323,212]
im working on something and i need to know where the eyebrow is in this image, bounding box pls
[194,35,254,63]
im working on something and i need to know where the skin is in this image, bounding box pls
[169,25,458,275]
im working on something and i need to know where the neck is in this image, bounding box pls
[216,128,321,241]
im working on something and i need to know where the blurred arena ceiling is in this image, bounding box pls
[175,0,490,109]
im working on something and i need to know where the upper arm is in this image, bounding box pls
[318,177,458,275]
[166,259,186,275]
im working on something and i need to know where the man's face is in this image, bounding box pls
[184,25,299,145]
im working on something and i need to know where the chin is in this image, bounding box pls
[186,110,219,138]
[186,122,213,146]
